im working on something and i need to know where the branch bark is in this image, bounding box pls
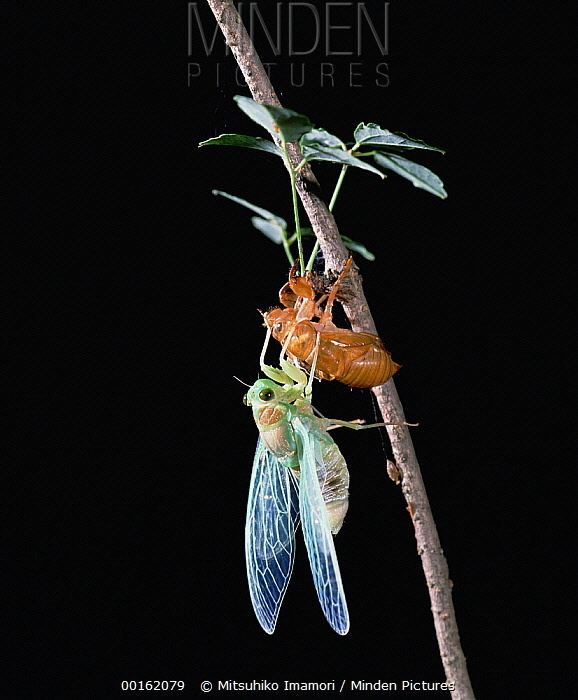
[206,2,475,697]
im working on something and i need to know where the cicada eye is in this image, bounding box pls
[273,322,283,333]
[259,388,274,401]
[242,394,248,405]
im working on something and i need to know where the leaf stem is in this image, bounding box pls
[284,144,305,275]
[329,164,349,211]
[306,165,349,271]
[280,229,294,265]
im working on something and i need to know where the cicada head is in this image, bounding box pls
[244,378,292,429]
[244,378,277,407]
[264,307,297,343]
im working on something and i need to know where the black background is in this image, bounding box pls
[5,1,573,697]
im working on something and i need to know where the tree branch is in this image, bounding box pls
[206,2,475,697]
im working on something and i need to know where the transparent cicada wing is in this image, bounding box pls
[245,437,300,634]
[292,417,350,635]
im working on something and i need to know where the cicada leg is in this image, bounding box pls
[325,418,418,431]
[305,330,321,397]
[288,262,316,300]
[280,324,321,398]
[279,359,308,388]
[260,325,310,392]
[279,325,293,363]
[318,256,353,327]
[259,326,272,369]
[260,327,294,384]
[276,321,320,399]
[288,264,324,323]
[278,281,298,309]
[295,297,319,322]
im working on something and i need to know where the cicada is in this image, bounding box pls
[264,258,400,389]
[243,358,403,634]
[244,361,350,634]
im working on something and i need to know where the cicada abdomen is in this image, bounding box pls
[316,434,350,534]
[265,307,400,389]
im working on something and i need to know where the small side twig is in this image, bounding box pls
[205,2,474,697]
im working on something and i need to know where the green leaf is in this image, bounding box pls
[251,217,285,244]
[373,153,447,199]
[301,128,346,150]
[234,96,313,143]
[199,134,282,157]
[302,143,385,177]
[354,123,444,153]
[212,190,287,228]
[341,235,376,261]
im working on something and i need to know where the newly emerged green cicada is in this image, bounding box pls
[243,345,411,635]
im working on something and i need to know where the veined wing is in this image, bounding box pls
[245,437,300,634]
[292,417,350,635]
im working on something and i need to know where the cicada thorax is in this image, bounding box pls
[248,381,349,534]
[252,397,301,469]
